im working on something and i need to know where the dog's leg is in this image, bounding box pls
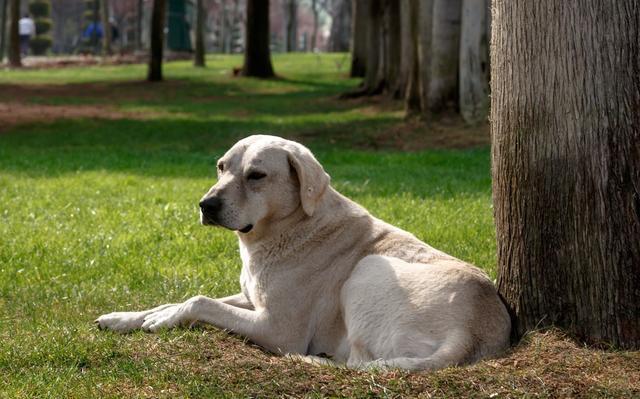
[95,303,178,333]
[215,293,254,310]
[140,295,299,353]
[96,293,253,333]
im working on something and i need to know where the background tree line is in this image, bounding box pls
[347,0,490,124]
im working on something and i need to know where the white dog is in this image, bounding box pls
[96,135,511,371]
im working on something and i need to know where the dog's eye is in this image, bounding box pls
[247,171,267,180]
[217,163,224,172]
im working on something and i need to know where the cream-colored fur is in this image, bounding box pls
[96,135,511,371]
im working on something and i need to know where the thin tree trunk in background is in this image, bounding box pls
[220,0,227,53]
[396,0,413,100]
[92,0,100,53]
[7,0,19,67]
[241,0,274,78]
[310,0,318,51]
[404,0,420,116]
[230,0,240,52]
[429,0,461,112]
[0,0,8,62]
[417,0,434,114]
[136,0,143,50]
[328,0,351,52]
[361,0,382,94]
[492,1,640,349]
[349,0,367,77]
[147,0,166,81]
[385,0,401,98]
[459,0,489,124]
[101,0,112,56]
[284,0,297,52]
[194,0,205,66]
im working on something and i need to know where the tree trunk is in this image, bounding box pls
[0,0,8,62]
[147,0,166,82]
[136,0,143,50]
[492,1,640,349]
[404,0,421,117]
[384,0,401,98]
[7,0,19,67]
[241,0,275,78]
[229,0,240,53]
[284,0,297,52]
[417,0,434,113]
[92,0,100,53]
[361,0,383,94]
[101,0,112,56]
[459,0,489,124]
[349,0,367,77]
[310,0,318,51]
[429,0,461,112]
[220,0,227,53]
[328,0,351,52]
[396,0,413,100]
[194,0,205,67]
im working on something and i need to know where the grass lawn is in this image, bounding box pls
[1,54,638,398]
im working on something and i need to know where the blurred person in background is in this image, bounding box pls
[19,14,36,56]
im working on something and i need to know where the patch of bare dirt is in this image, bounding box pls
[377,115,491,150]
[0,80,196,132]
[0,80,189,103]
[334,94,490,150]
[0,103,147,133]
[2,54,147,70]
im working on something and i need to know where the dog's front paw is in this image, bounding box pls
[95,311,147,333]
[141,305,189,332]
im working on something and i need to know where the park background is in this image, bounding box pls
[1,0,639,397]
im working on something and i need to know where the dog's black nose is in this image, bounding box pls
[199,196,222,214]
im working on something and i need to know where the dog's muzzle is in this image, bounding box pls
[199,196,222,226]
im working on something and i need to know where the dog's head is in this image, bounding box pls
[199,135,330,235]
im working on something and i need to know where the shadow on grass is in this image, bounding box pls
[0,75,490,199]
[0,77,360,116]
[0,118,491,200]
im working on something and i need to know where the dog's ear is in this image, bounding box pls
[287,144,330,217]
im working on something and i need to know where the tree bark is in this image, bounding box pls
[284,0,298,52]
[361,0,383,95]
[241,0,275,78]
[429,0,461,112]
[219,0,227,53]
[459,0,489,124]
[147,0,166,82]
[7,0,19,67]
[349,0,367,77]
[136,0,143,50]
[492,1,640,349]
[310,0,318,51]
[328,0,351,52]
[194,0,205,67]
[396,0,413,100]
[384,0,401,98]
[0,0,8,62]
[417,0,434,113]
[404,0,421,117]
[101,0,112,56]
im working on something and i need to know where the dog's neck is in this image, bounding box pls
[236,187,363,261]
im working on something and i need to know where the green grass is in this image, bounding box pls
[3,54,632,398]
